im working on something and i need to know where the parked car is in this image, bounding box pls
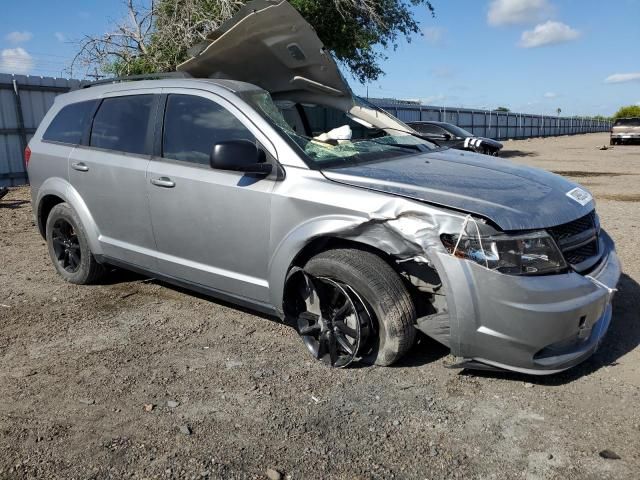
[407,120,503,156]
[28,0,620,374]
[610,117,640,145]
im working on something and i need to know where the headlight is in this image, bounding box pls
[441,230,567,275]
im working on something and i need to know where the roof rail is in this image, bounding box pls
[80,72,192,88]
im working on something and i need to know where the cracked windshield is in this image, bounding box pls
[244,92,436,167]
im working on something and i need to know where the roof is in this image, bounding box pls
[56,77,264,105]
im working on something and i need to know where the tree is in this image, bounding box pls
[494,106,510,112]
[613,105,640,120]
[72,0,434,83]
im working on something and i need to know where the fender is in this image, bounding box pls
[36,176,103,255]
[267,213,370,315]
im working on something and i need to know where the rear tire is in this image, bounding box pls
[45,203,105,285]
[302,249,417,366]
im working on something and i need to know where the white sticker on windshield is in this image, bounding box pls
[566,187,592,206]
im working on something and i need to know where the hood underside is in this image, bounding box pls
[322,149,595,231]
[178,0,352,101]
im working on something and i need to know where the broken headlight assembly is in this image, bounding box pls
[441,230,567,275]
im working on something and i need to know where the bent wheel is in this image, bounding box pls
[295,272,372,368]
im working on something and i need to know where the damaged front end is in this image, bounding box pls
[177,0,621,374]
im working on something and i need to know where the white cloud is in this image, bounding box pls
[488,0,552,26]
[5,31,33,44]
[0,48,34,74]
[604,73,640,84]
[54,32,66,42]
[519,21,580,48]
[544,92,558,98]
[423,27,446,46]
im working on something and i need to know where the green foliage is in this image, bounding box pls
[494,106,510,112]
[613,105,640,120]
[289,0,434,83]
[101,0,434,83]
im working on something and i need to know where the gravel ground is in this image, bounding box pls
[1,132,639,479]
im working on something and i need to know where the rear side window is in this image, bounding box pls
[42,100,97,144]
[90,95,154,155]
[162,94,255,165]
[412,123,444,135]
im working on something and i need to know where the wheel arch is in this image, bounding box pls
[35,177,103,255]
[270,224,423,319]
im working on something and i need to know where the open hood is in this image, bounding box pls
[178,0,353,101]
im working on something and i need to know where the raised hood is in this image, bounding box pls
[178,0,352,100]
[322,150,595,231]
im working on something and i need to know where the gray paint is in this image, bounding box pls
[322,149,593,231]
[25,0,621,374]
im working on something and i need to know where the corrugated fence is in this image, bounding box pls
[0,75,613,187]
[0,74,80,187]
[370,99,612,141]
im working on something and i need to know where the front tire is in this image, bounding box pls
[45,203,105,284]
[297,249,417,367]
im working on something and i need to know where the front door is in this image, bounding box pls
[146,91,276,305]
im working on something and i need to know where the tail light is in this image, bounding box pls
[24,146,31,168]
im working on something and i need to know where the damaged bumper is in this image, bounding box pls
[435,230,621,375]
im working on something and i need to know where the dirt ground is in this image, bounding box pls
[1,132,639,479]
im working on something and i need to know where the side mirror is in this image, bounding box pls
[210,140,272,176]
[442,133,453,140]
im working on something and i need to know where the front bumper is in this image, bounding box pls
[434,230,621,375]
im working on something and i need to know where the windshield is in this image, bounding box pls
[242,91,437,168]
[443,124,474,138]
[614,118,640,127]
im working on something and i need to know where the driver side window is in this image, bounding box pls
[162,94,255,166]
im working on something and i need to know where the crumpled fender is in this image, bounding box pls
[267,195,469,318]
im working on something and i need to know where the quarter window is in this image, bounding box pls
[42,100,98,145]
[162,94,255,166]
[90,95,154,155]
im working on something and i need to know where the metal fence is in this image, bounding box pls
[0,74,613,187]
[0,74,80,187]
[369,99,612,141]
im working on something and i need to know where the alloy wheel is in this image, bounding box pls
[51,219,82,273]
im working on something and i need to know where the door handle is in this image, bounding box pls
[150,177,176,188]
[71,162,89,172]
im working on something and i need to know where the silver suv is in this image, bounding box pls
[28,0,620,374]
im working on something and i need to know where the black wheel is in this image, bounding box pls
[287,249,416,367]
[46,203,105,284]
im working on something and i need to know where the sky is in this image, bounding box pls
[0,0,638,116]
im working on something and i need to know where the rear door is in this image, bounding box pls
[68,90,160,270]
[146,89,276,304]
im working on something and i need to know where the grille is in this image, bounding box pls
[564,240,599,265]
[547,211,601,271]
[547,211,597,243]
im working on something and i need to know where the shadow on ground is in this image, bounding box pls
[98,264,638,381]
[0,199,29,209]
[499,150,539,159]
